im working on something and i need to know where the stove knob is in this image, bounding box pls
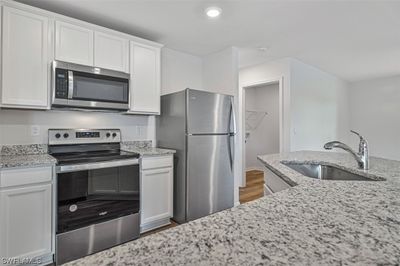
[106,133,111,138]
[112,133,117,138]
[63,133,69,138]
[55,133,61,139]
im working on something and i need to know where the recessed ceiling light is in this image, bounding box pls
[205,6,222,18]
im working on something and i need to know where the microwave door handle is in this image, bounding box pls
[68,70,74,99]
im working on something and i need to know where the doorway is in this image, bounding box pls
[239,79,282,203]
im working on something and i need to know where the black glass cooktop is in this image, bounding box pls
[49,142,140,165]
[52,150,139,165]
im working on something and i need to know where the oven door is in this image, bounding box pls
[52,61,130,110]
[56,160,140,234]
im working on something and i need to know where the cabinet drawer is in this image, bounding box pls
[141,156,173,170]
[0,166,52,188]
[264,167,291,193]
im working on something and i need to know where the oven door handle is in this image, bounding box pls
[56,158,139,173]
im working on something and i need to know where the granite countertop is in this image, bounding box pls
[0,154,57,169]
[0,144,57,169]
[64,151,400,265]
[0,141,175,169]
[121,141,176,156]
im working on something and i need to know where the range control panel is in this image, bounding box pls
[48,129,121,145]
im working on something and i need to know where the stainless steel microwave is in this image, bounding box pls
[52,61,130,111]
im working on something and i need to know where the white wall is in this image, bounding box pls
[0,109,151,145]
[161,48,203,95]
[290,59,350,151]
[239,58,349,153]
[238,57,350,186]
[203,47,239,96]
[349,75,400,160]
[245,83,280,170]
[239,58,291,152]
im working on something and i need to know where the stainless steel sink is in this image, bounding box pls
[282,162,382,181]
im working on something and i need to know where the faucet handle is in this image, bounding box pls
[351,130,368,154]
[350,130,366,142]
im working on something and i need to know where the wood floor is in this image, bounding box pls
[239,170,265,204]
[141,220,179,237]
[144,170,264,236]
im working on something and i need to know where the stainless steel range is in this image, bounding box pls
[48,129,140,265]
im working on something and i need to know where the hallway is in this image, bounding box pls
[239,170,265,204]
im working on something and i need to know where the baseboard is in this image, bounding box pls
[140,218,171,234]
[246,166,264,172]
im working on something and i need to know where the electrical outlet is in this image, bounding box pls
[31,125,40,136]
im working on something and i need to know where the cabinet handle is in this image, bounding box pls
[144,168,171,176]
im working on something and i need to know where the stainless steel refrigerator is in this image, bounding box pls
[157,88,235,223]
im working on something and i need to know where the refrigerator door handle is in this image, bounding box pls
[230,97,237,135]
[228,135,234,170]
[228,97,236,170]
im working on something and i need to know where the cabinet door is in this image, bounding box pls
[1,6,49,108]
[94,31,129,73]
[264,168,291,193]
[55,21,94,66]
[141,167,173,225]
[0,184,52,260]
[129,42,161,114]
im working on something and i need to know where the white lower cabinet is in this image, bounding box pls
[0,167,53,266]
[140,155,173,233]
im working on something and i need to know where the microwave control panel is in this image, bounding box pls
[55,68,69,99]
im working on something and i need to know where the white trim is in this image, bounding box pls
[140,218,171,234]
[245,166,264,172]
[239,77,285,188]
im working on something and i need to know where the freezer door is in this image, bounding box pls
[186,135,234,221]
[186,89,233,134]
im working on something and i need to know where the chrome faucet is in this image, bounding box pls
[324,130,369,170]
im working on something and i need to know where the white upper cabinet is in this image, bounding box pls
[129,42,161,114]
[0,1,163,112]
[94,31,129,73]
[55,20,94,66]
[1,6,49,109]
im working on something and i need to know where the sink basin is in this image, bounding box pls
[282,162,382,181]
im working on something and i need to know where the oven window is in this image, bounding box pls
[57,164,139,233]
[73,72,129,103]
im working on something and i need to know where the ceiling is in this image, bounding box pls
[17,0,400,82]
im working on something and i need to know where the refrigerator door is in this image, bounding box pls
[186,89,233,134]
[186,134,234,221]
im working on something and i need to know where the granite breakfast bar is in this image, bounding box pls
[64,151,400,265]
